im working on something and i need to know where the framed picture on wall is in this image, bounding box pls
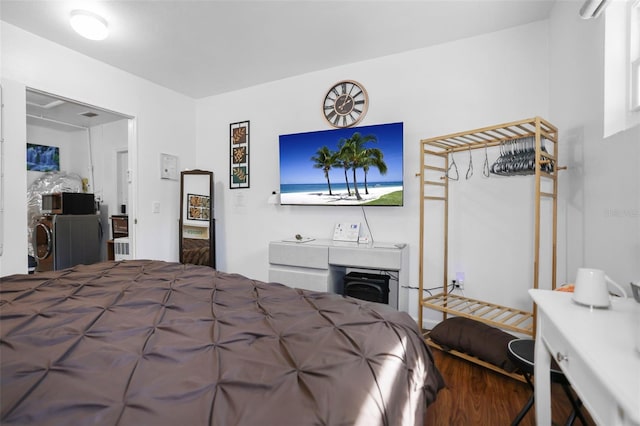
[230,120,250,189]
[26,143,60,172]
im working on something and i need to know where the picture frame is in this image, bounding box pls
[187,193,210,221]
[230,120,250,189]
[27,143,60,172]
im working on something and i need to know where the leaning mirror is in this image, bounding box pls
[179,170,215,267]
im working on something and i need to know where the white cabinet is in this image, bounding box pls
[268,239,409,312]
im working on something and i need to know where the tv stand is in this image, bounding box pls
[268,239,409,312]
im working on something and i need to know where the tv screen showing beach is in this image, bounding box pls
[279,122,403,206]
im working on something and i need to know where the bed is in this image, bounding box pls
[1,260,443,425]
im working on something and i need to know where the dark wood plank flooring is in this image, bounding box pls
[425,349,596,426]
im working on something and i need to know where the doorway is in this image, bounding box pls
[25,88,136,260]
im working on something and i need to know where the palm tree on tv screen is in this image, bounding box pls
[336,140,353,196]
[338,132,379,201]
[362,147,387,195]
[310,146,337,195]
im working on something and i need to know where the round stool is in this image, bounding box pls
[507,339,587,426]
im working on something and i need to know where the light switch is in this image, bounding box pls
[152,201,160,213]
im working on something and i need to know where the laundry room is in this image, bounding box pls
[26,88,131,272]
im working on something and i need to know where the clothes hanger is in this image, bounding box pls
[483,144,490,177]
[447,152,459,181]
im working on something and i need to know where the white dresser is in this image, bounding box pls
[530,289,640,426]
[268,239,409,312]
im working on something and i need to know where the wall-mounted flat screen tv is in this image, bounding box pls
[279,122,403,206]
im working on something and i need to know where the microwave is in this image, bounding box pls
[42,192,95,215]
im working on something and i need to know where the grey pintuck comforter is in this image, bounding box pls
[1,260,443,425]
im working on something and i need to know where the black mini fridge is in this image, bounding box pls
[343,272,390,304]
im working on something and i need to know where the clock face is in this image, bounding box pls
[323,80,368,128]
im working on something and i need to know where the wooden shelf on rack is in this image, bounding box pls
[421,116,557,153]
[421,293,534,336]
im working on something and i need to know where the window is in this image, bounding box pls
[603,0,640,136]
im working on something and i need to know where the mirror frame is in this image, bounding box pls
[179,169,215,268]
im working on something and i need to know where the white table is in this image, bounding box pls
[530,289,640,425]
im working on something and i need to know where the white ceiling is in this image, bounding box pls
[1,0,557,100]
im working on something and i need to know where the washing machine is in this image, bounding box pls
[34,214,102,272]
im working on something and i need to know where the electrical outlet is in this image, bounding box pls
[456,272,465,289]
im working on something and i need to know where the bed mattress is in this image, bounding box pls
[1,260,442,425]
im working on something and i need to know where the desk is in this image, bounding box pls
[530,289,640,426]
[269,239,408,312]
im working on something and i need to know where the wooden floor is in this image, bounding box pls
[425,349,596,426]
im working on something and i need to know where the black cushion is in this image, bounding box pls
[429,317,517,372]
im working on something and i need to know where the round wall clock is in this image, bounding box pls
[322,80,369,128]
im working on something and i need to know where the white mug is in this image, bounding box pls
[572,268,627,309]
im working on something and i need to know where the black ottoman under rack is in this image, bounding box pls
[507,339,588,426]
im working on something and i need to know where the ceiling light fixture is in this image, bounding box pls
[70,10,109,40]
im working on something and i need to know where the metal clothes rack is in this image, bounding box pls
[418,117,559,378]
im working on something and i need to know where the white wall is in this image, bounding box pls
[0,22,197,276]
[1,79,28,274]
[195,21,551,322]
[550,1,640,290]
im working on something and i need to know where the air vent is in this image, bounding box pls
[79,111,99,118]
